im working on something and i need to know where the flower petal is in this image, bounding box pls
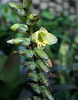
[44,33,58,45]
[37,44,45,50]
[32,31,39,42]
[39,27,48,34]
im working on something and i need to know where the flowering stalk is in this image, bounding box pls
[7,0,58,100]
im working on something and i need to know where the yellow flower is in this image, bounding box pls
[32,27,58,49]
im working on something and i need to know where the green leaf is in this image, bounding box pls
[71,91,78,100]
[41,11,54,20]
[59,73,66,84]
[1,11,17,23]
[68,15,77,20]
[0,53,20,85]
[0,55,7,72]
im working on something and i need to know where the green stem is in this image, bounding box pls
[28,25,43,99]
[29,25,33,35]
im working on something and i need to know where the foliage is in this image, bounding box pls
[35,10,78,100]
[0,0,78,100]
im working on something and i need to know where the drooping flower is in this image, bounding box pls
[32,27,58,49]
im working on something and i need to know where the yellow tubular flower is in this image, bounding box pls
[32,27,58,49]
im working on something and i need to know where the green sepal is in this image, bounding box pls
[24,61,36,70]
[38,73,50,87]
[19,50,33,58]
[9,3,26,16]
[29,13,39,20]
[10,24,28,34]
[28,71,38,82]
[36,60,50,73]
[40,86,54,100]
[33,96,42,100]
[30,83,40,94]
[34,48,49,60]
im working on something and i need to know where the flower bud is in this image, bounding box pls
[30,83,40,94]
[38,73,50,88]
[19,50,33,58]
[29,13,39,20]
[28,72,38,82]
[27,13,39,25]
[24,61,36,70]
[34,48,49,60]
[42,59,51,69]
[10,24,29,34]
[7,38,30,47]
[40,86,54,100]
[9,3,25,16]
[36,60,50,74]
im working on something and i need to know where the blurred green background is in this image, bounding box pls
[0,0,78,100]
